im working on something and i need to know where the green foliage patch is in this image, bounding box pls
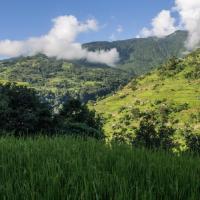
[0,136,199,199]
[92,49,200,150]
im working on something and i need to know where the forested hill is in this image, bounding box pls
[92,48,200,149]
[84,30,187,74]
[0,54,133,106]
[0,30,187,106]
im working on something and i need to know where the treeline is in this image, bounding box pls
[0,83,103,139]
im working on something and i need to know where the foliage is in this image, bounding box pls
[129,79,138,91]
[134,112,175,150]
[184,126,200,153]
[55,98,103,138]
[0,83,52,135]
[0,136,199,199]
[0,54,133,107]
[84,30,187,74]
[93,48,200,150]
[0,83,103,139]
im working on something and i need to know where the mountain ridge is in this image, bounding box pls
[84,30,188,74]
[0,30,188,106]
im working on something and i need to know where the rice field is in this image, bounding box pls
[0,136,199,199]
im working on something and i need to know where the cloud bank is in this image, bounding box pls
[0,15,119,66]
[138,0,200,50]
[175,0,200,50]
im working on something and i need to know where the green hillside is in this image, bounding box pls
[84,30,187,74]
[0,54,133,106]
[0,31,187,107]
[92,49,200,149]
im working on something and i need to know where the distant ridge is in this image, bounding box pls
[84,30,188,74]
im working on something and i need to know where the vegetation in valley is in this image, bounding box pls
[0,54,133,106]
[0,83,103,139]
[0,31,187,107]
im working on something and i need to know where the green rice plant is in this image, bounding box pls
[0,136,199,199]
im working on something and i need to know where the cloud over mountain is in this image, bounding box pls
[175,0,200,50]
[0,15,119,66]
[139,10,177,38]
[138,0,200,50]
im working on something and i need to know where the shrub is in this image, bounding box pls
[134,112,175,150]
[56,98,103,139]
[134,115,158,149]
[130,108,141,118]
[129,80,138,91]
[0,84,103,139]
[59,122,104,139]
[184,126,200,153]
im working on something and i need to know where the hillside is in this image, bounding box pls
[84,30,187,74]
[0,31,187,107]
[0,54,133,106]
[92,49,200,148]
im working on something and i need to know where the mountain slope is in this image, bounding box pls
[92,49,200,146]
[84,30,187,74]
[0,54,133,105]
[0,31,188,107]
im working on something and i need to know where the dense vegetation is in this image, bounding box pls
[0,31,199,199]
[0,31,187,107]
[0,83,103,138]
[0,54,133,106]
[84,30,187,74]
[0,136,199,199]
[92,49,200,152]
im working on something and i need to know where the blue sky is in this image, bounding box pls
[0,0,199,65]
[0,0,175,42]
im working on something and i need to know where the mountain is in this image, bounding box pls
[91,49,200,148]
[84,30,188,74]
[0,54,133,106]
[0,30,188,106]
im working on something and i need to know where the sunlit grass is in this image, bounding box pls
[0,136,199,199]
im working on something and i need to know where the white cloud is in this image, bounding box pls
[175,0,200,50]
[87,48,119,67]
[138,0,200,50]
[109,25,124,41]
[139,10,177,38]
[117,25,123,33]
[0,15,119,66]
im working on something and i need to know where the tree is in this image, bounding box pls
[56,99,103,139]
[184,126,200,153]
[0,83,52,135]
[134,112,175,150]
[134,113,158,149]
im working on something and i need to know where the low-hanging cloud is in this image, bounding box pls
[0,15,119,66]
[138,0,200,50]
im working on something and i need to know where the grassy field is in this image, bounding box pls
[0,136,199,199]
